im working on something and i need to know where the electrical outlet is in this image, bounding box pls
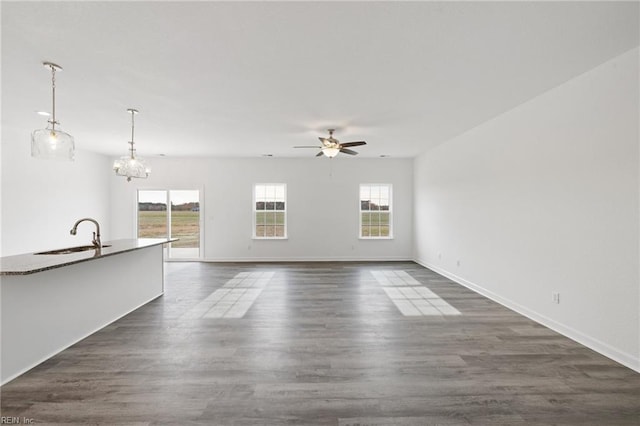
[552,292,560,304]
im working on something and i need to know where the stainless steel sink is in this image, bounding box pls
[35,245,111,255]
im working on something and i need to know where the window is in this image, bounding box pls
[137,189,202,259]
[360,184,392,238]
[254,184,286,238]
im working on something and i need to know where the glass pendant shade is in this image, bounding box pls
[31,123,75,160]
[32,62,74,161]
[322,147,340,158]
[113,156,150,182]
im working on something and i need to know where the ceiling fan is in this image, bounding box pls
[294,129,367,158]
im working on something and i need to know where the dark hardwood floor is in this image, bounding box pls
[1,262,639,425]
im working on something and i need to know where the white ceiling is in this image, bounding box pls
[2,1,638,159]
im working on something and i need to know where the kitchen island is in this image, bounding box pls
[0,238,172,384]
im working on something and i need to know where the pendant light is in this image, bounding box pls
[31,62,75,160]
[113,108,150,182]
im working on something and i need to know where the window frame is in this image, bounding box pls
[359,183,393,240]
[253,183,287,239]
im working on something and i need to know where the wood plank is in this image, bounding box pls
[1,262,638,425]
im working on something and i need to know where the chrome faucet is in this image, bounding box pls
[70,218,101,249]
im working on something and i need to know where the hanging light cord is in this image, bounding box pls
[129,109,137,159]
[49,64,58,129]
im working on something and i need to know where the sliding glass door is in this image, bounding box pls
[168,190,201,259]
[137,189,202,259]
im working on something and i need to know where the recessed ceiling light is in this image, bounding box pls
[262,154,273,157]
[380,154,391,158]
[36,111,50,116]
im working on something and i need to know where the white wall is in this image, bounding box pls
[1,128,112,256]
[414,48,639,371]
[110,157,413,261]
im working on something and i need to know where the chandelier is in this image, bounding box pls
[113,108,150,182]
[31,62,75,160]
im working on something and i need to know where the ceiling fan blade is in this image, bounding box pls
[339,141,366,148]
[315,151,324,157]
[319,137,329,144]
[340,148,358,155]
[294,145,321,148]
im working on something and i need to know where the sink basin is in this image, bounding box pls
[35,245,112,255]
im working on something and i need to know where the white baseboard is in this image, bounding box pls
[197,256,412,262]
[414,258,640,373]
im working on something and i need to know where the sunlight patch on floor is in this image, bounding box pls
[371,270,461,317]
[182,271,275,319]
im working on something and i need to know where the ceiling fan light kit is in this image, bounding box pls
[31,62,75,161]
[321,147,340,158]
[294,128,367,158]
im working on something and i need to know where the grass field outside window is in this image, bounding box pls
[138,210,200,248]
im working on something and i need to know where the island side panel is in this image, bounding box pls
[1,244,164,385]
